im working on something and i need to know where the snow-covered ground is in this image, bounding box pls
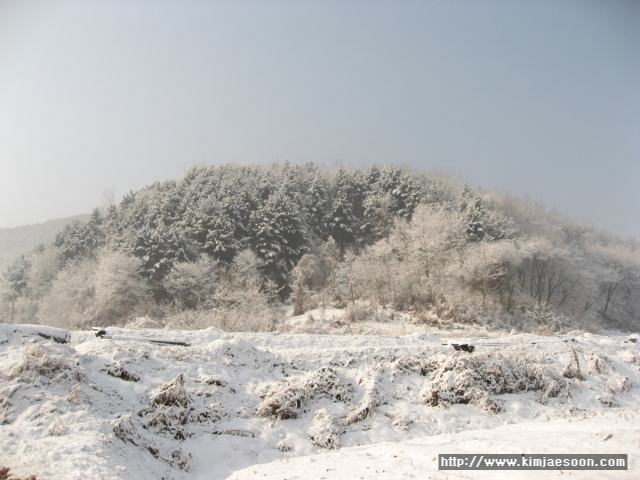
[1,318,638,479]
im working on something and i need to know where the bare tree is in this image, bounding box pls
[39,258,97,329]
[27,245,62,300]
[94,251,151,325]
[163,256,217,309]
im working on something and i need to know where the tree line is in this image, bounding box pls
[2,162,639,333]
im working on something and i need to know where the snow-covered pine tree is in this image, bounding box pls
[205,213,241,265]
[304,172,331,242]
[460,183,486,242]
[377,165,421,220]
[327,194,358,253]
[249,192,308,295]
[53,216,101,266]
[361,193,392,245]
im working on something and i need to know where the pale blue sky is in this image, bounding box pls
[1,0,639,239]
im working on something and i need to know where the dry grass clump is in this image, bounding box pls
[308,408,344,449]
[145,374,224,441]
[390,355,438,379]
[345,366,384,425]
[150,374,189,408]
[341,303,370,323]
[386,412,413,431]
[0,385,19,425]
[345,392,378,425]
[276,440,294,452]
[113,413,140,444]
[0,466,38,480]
[584,350,614,375]
[607,374,631,395]
[107,361,140,382]
[67,384,80,404]
[112,412,192,471]
[257,367,352,420]
[145,406,188,432]
[423,350,571,413]
[8,342,74,383]
[169,444,192,471]
[49,415,65,436]
[562,346,583,380]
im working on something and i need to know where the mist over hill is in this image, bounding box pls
[2,162,638,332]
[0,215,89,275]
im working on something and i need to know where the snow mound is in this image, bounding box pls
[0,328,638,479]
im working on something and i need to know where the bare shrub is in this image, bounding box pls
[0,399,13,425]
[163,309,216,330]
[0,385,19,404]
[292,282,306,316]
[526,304,565,336]
[621,348,639,366]
[145,406,189,434]
[164,304,281,333]
[341,303,369,323]
[124,317,162,329]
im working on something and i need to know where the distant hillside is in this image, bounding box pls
[0,215,89,274]
[2,162,638,333]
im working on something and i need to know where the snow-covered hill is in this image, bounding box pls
[1,323,638,479]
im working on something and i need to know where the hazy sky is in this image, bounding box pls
[1,0,639,239]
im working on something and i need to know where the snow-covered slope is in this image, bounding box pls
[1,324,638,479]
[230,412,638,480]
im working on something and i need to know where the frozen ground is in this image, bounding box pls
[1,316,639,479]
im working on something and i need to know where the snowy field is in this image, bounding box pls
[1,320,639,480]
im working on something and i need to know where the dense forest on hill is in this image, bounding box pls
[2,162,639,332]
